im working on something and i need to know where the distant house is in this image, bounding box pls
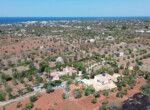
[129,66,133,70]
[135,30,144,33]
[114,52,124,57]
[87,26,91,30]
[146,30,150,34]
[56,57,64,63]
[86,39,95,43]
[106,36,115,41]
[50,67,77,80]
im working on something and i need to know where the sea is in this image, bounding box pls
[0,17,150,24]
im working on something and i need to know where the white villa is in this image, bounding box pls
[94,73,117,85]
[80,73,120,91]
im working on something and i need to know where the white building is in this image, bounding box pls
[94,73,117,85]
[135,30,144,33]
[106,36,115,41]
[86,39,95,43]
[56,57,64,63]
[114,52,124,57]
[81,79,93,86]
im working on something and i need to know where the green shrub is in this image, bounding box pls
[91,98,97,104]
[116,92,123,98]
[67,80,73,85]
[19,62,27,66]
[85,86,95,96]
[3,75,12,81]
[46,87,54,93]
[29,95,38,102]
[94,91,100,98]
[74,91,81,98]
[99,104,108,110]
[141,84,150,94]
[0,90,5,101]
[17,101,22,108]
[36,77,43,83]
[103,91,109,96]
[22,102,34,110]
[62,93,67,99]
[120,65,124,69]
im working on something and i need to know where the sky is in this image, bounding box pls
[0,0,150,17]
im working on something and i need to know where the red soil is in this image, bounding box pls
[5,78,146,110]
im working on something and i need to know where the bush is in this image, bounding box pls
[102,100,108,105]
[36,77,43,83]
[114,67,119,73]
[74,91,81,98]
[91,98,97,104]
[17,101,22,108]
[99,104,108,110]
[3,75,12,81]
[67,80,73,85]
[120,65,124,69]
[35,108,42,110]
[54,80,62,85]
[103,91,109,96]
[0,90,5,101]
[116,92,123,98]
[141,84,150,94]
[62,93,67,99]
[29,95,38,102]
[46,88,54,93]
[22,102,33,110]
[85,86,95,96]
[94,91,100,98]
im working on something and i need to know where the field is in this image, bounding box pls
[0,19,150,109]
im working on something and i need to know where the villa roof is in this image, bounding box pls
[95,74,117,82]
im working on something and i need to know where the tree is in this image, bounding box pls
[45,67,51,73]
[36,77,43,83]
[94,91,100,98]
[46,85,54,93]
[22,102,34,110]
[74,91,81,98]
[0,90,5,101]
[91,98,97,104]
[116,92,123,98]
[55,62,62,71]
[103,91,109,96]
[62,93,67,99]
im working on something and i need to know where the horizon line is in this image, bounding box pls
[1,16,150,18]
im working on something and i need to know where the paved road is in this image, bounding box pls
[0,82,67,108]
[0,89,46,107]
